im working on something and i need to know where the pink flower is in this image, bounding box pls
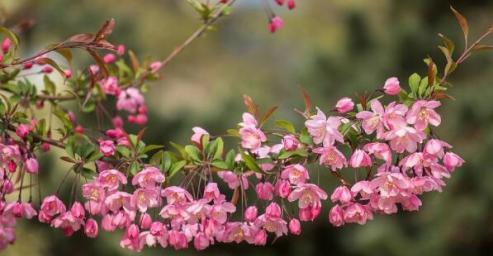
[424,139,451,157]
[351,181,374,198]
[383,102,408,129]
[117,44,126,55]
[101,76,121,96]
[282,135,299,151]
[288,218,301,235]
[210,202,236,224]
[161,186,193,205]
[265,202,282,218]
[4,202,37,219]
[39,195,66,223]
[70,202,85,219]
[276,179,291,198]
[116,88,144,114]
[305,108,344,146]
[244,206,258,222]
[281,164,309,185]
[51,211,84,236]
[203,182,222,202]
[25,158,39,174]
[194,233,210,250]
[363,142,392,164]
[2,38,11,53]
[255,182,275,200]
[356,99,385,138]
[104,191,134,212]
[330,186,353,204]
[328,205,345,227]
[16,124,30,138]
[139,213,152,229]
[82,182,106,202]
[103,53,116,64]
[191,127,209,147]
[406,100,441,130]
[384,124,425,153]
[443,152,464,171]
[149,61,162,73]
[349,149,372,168]
[132,188,161,212]
[370,172,412,198]
[239,113,266,150]
[383,77,401,95]
[99,140,115,157]
[132,167,165,188]
[217,171,241,189]
[97,169,127,191]
[268,16,284,33]
[85,218,99,238]
[343,203,373,225]
[335,97,354,113]
[288,183,328,209]
[313,146,347,171]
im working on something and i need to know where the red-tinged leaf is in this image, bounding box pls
[471,44,493,53]
[95,39,115,50]
[438,46,456,77]
[128,50,140,72]
[137,127,148,142]
[438,33,455,55]
[301,88,312,115]
[95,18,116,41]
[259,106,278,127]
[243,95,258,116]
[432,91,455,101]
[87,48,109,78]
[55,48,73,65]
[68,33,95,43]
[35,57,65,76]
[450,6,469,45]
[60,156,76,163]
[425,57,437,87]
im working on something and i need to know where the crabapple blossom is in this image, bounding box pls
[383,77,401,95]
[335,97,354,113]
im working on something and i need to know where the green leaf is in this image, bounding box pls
[211,160,229,170]
[81,167,96,179]
[275,119,296,133]
[43,75,56,95]
[161,151,173,173]
[299,128,313,145]
[408,73,421,95]
[170,142,187,159]
[278,149,308,160]
[142,144,164,154]
[241,152,263,173]
[129,162,140,175]
[168,160,186,179]
[418,77,429,98]
[185,145,201,162]
[225,149,236,169]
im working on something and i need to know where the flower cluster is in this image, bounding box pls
[0,3,488,253]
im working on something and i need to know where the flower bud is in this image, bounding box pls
[289,218,301,235]
[335,97,354,113]
[244,206,258,222]
[383,77,401,95]
[85,218,99,238]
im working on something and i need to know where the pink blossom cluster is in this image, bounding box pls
[0,138,39,249]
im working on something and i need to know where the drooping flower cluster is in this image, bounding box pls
[0,4,485,252]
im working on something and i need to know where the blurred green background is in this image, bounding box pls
[2,0,493,255]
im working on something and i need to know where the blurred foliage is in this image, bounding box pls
[1,0,493,255]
